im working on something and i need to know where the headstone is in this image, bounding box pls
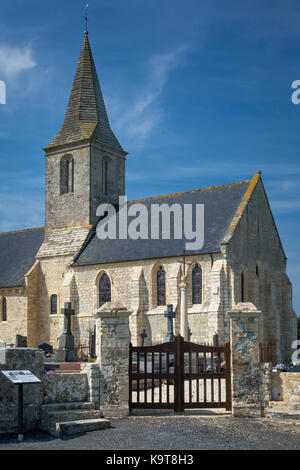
[164,304,176,343]
[15,335,27,348]
[55,302,77,362]
[89,325,96,358]
[0,340,6,348]
[140,329,147,346]
[213,333,219,346]
[38,343,53,355]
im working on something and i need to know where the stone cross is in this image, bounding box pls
[55,301,77,362]
[140,329,147,346]
[164,304,176,343]
[62,302,75,335]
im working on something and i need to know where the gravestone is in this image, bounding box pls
[140,329,147,346]
[213,333,219,346]
[164,304,176,343]
[89,325,96,358]
[15,335,27,348]
[55,302,77,362]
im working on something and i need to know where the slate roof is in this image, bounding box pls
[0,228,44,288]
[73,180,251,267]
[45,32,124,152]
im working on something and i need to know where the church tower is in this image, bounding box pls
[43,31,127,233]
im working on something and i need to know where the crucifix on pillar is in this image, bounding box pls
[55,302,77,362]
[62,302,75,334]
[164,304,176,343]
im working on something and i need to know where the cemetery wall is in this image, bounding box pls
[42,372,88,403]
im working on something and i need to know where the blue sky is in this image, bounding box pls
[0,0,299,314]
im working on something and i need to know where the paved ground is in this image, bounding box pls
[0,409,299,450]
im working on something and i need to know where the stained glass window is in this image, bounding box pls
[2,297,7,321]
[50,294,57,315]
[192,264,202,304]
[157,266,166,306]
[99,273,111,307]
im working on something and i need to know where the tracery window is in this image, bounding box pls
[99,273,111,307]
[157,266,166,306]
[192,264,202,304]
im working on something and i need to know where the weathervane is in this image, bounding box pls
[84,4,89,32]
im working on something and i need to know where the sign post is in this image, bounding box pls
[1,370,41,442]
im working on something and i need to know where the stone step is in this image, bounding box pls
[47,409,104,422]
[269,401,300,411]
[53,418,111,437]
[266,407,300,421]
[42,401,95,411]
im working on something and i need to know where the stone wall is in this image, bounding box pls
[0,348,44,433]
[96,303,131,417]
[0,287,27,345]
[229,304,266,417]
[272,372,300,404]
[81,362,100,406]
[43,373,88,404]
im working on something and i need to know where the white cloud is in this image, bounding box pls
[0,44,36,79]
[114,45,188,144]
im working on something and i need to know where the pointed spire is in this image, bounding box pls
[46,32,124,152]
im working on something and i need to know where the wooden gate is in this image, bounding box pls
[129,335,231,412]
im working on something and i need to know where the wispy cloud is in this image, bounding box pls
[0,44,36,78]
[114,44,189,145]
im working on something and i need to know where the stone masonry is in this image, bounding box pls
[96,302,131,418]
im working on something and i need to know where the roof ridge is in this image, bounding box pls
[222,172,261,245]
[0,227,45,236]
[128,179,251,203]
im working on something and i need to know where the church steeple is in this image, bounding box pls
[45,31,124,153]
[43,31,127,232]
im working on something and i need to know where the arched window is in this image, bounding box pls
[60,155,74,195]
[50,294,57,315]
[99,273,111,307]
[157,266,166,306]
[192,264,202,304]
[1,297,7,321]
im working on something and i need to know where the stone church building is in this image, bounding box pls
[0,31,297,363]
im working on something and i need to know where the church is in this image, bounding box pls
[0,30,297,363]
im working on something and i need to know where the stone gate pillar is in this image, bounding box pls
[228,303,263,417]
[95,302,132,418]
